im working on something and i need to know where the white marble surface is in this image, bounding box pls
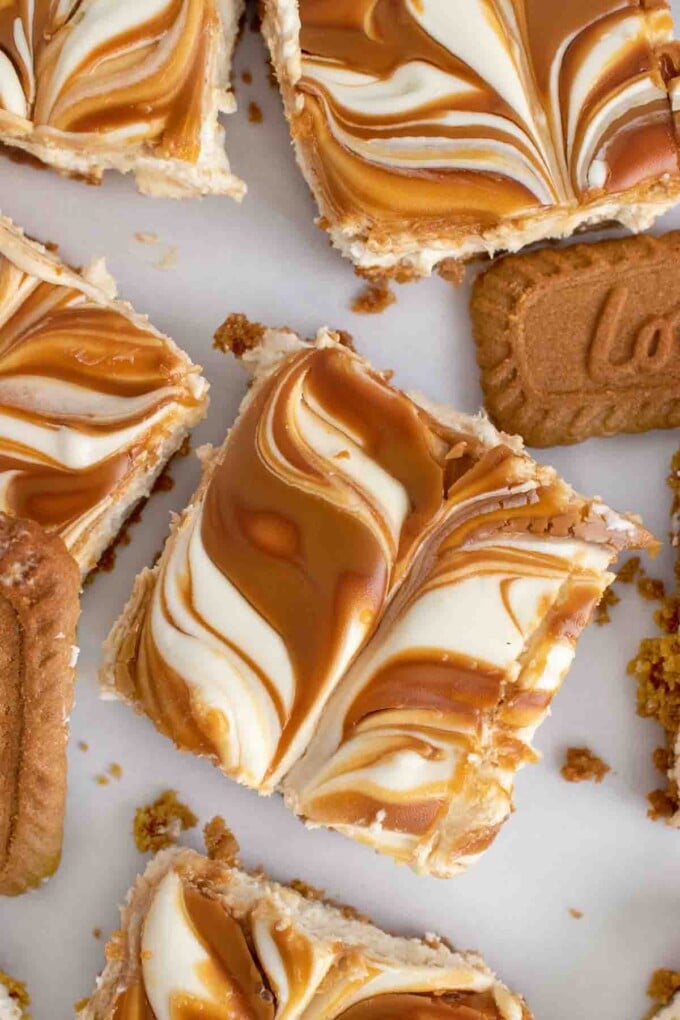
[2,12,680,1020]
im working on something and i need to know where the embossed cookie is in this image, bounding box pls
[471,233,680,447]
[0,512,80,896]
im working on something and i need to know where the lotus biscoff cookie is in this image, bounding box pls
[471,233,680,447]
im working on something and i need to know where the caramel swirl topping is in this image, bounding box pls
[0,249,203,561]
[294,0,680,233]
[110,331,651,875]
[0,0,217,161]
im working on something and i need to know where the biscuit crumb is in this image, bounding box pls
[95,774,109,786]
[568,908,584,919]
[77,741,88,752]
[437,259,466,285]
[214,313,266,356]
[92,928,101,940]
[204,816,240,864]
[617,556,641,584]
[133,790,197,853]
[648,970,680,1008]
[74,998,89,1014]
[351,278,396,315]
[154,245,178,271]
[594,587,620,625]
[108,763,123,781]
[561,747,611,783]
[241,70,252,84]
[0,969,30,1018]
[133,231,159,245]
[248,101,263,124]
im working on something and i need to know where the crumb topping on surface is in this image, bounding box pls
[648,970,680,1016]
[561,747,611,784]
[248,101,263,123]
[351,278,396,315]
[133,790,197,853]
[568,908,584,919]
[628,449,680,824]
[203,816,240,864]
[214,313,266,356]
[0,969,30,1018]
[595,587,620,625]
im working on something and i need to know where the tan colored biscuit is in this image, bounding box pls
[0,513,80,896]
[471,233,680,447]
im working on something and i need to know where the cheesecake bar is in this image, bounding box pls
[76,844,532,1019]
[0,215,209,575]
[262,0,680,278]
[0,0,245,197]
[0,512,79,895]
[103,319,653,876]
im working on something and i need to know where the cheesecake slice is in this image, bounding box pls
[0,0,246,197]
[262,0,680,278]
[103,317,654,876]
[76,842,532,1019]
[0,214,209,575]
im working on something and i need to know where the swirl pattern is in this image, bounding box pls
[265,0,680,272]
[0,220,207,570]
[284,445,620,875]
[0,0,243,194]
[103,854,529,1020]
[106,329,652,873]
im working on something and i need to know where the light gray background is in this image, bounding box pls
[1,12,680,1018]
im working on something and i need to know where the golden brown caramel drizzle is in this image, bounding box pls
[268,922,317,1014]
[338,991,506,1020]
[296,0,679,229]
[112,885,274,1020]
[112,983,156,1020]
[0,0,214,161]
[298,444,609,840]
[0,259,199,536]
[201,347,450,775]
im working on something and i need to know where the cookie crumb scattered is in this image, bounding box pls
[595,587,620,625]
[154,245,178,271]
[561,747,610,784]
[241,70,252,84]
[74,998,89,1014]
[351,278,396,315]
[77,741,88,752]
[133,790,197,853]
[95,774,109,786]
[108,763,123,781]
[568,908,583,919]
[133,231,159,245]
[214,313,266,356]
[617,557,641,584]
[648,970,680,1008]
[204,816,240,864]
[248,101,263,124]
[0,969,30,1018]
[92,928,101,940]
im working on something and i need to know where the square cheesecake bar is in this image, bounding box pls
[77,843,532,1019]
[263,0,680,277]
[103,319,653,877]
[0,0,245,197]
[0,215,208,575]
